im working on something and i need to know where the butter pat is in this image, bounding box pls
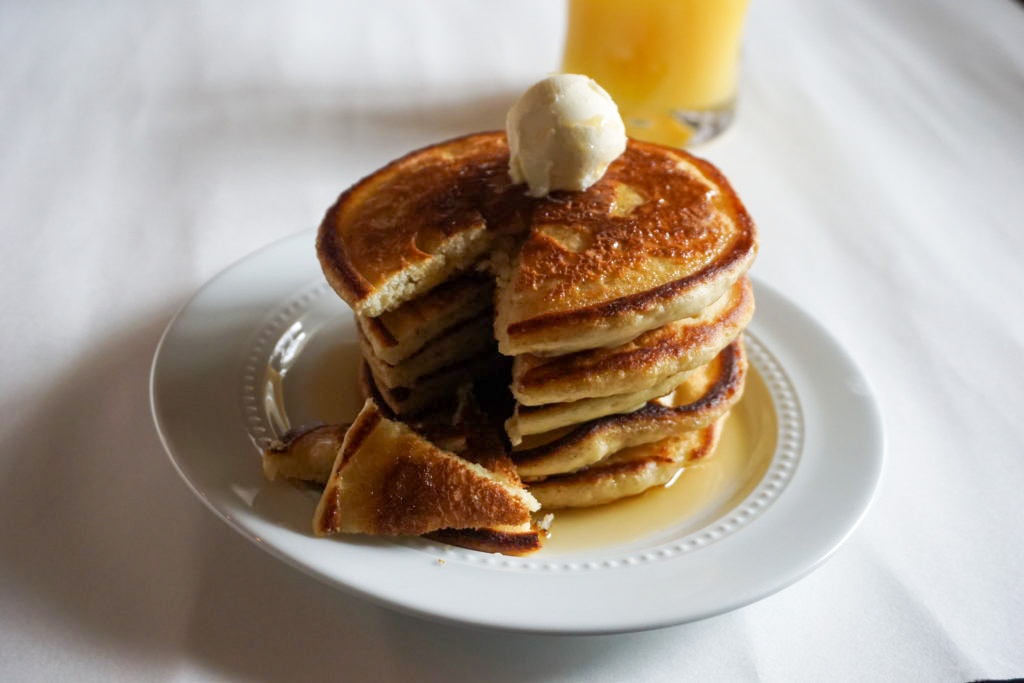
[506,74,627,197]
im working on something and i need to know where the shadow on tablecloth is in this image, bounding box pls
[0,294,762,681]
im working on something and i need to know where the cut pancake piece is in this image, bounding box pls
[495,138,757,356]
[282,385,541,554]
[364,351,497,416]
[513,277,753,405]
[423,390,542,555]
[444,384,523,485]
[513,339,745,479]
[262,423,348,484]
[313,398,539,537]
[359,312,494,388]
[357,272,494,365]
[506,366,693,444]
[527,417,725,509]
[317,133,529,317]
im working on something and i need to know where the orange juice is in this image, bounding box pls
[562,0,749,146]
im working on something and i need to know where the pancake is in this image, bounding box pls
[494,138,757,355]
[527,417,724,509]
[423,388,542,554]
[306,124,759,548]
[506,366,693,444]
[357,272,494,365]
[358,312,494,388]
[513,277,754,405]
[262,423,542,554]
[276,388,542,554]
[363,351,497,416]
[261,423,348,484]
[313,398,539,537]
[317,134,529,318]
[513,339,745,479]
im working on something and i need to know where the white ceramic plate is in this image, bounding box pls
[150,230,884,634]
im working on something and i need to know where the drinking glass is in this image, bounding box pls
[562,0,750,147]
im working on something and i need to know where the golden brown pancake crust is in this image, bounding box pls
[316,133,529,310]
[372,456,524,535]
[318,133,756,345]
[512,340,745,477]
[327,385,542,554]
[499,139,757,353]
[538,424,717,486]
[515,149,745,298]
[526,418,724,509]
[426,527,541,555]
[513,278,754,404]
[314,400,533,536]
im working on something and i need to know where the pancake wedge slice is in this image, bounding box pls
[528,417,725,509]
[513,339,746,479]
[420,390,543,555]
[317,133,528,318]
[314,398,539,537]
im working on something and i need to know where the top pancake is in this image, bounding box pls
[318,132,757,353]
[494,138,757,355]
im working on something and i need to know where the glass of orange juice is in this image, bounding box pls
[562,0,750,148]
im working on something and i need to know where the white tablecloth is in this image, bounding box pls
[2,1,1022,680]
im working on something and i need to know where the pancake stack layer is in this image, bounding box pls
[355,272,498,416]
[504,284,754,507]
[305,131,758,551]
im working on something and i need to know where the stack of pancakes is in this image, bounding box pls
[310,131,757,548]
